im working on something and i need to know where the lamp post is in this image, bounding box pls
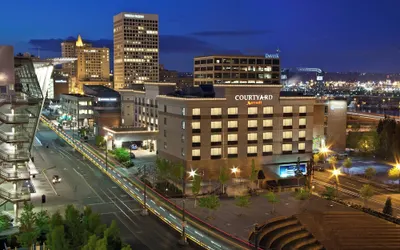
[231,166,240,184]
[104,136,108,172]
[332,169,340,196]
[141,164,148,216]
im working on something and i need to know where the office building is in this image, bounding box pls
[61,35,91,77]
[113,12,159,90]
[116,83,340,180]
[160,64,194,88]
[193,55,281,85]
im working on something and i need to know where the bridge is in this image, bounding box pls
[347,111,400,122]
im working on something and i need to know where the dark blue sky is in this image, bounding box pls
[1,0,400,72]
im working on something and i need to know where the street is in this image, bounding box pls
[32,124,196,250]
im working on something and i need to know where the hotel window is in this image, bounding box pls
[192,149,200,156]
[192,108,201,116]
[211,148,222,156]
[299,118,307,126]
[247,107,258,115]
[211,108,222,116]
[299,106,307,113]
[298,142,306,150]
[299,130,306,139]
[282,144,292,152]
[192,135,200,143]
[283,131,293,139]
[263,119,273,127]
[283,118,292,127]
[248,120,258,128]
[228,147,237,154]
[263,132,273,140]
[247,133,258,141]
[247,146,257,155]
[211,121,222,129]
[263,106,273,114]
[263,145,272,152]
[228,121,238,128]
[142,107,146,113]
[181,134,185,142]
[191,122,200,129]
[211,134,222,142]
[283,106,293,113]
[228,107,238,115]
[228,134,238,141]
[181,108,186,116]
[181,121,186,129]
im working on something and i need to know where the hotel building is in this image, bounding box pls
[113,12,159,90]
[118,83,325,180]
[193,55,281,85]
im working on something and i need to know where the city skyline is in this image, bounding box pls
[2,0,400,73]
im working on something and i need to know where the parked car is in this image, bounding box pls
[52,175,62,184]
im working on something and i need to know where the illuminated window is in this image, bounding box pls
[192,108,201,116]
[192,135,200,143]
[263,132,272,140]
[263,145,272,152]
[181,121,185,129]
[282,144,292,152]
[247,133,257,141]
[211,134,222,142]
[299,106,307,113]
[192,149,200,156]
[211,121,222,129]
[191,122,200,129]
[298,142,306,150]
[248,120,258,128]
[228,134,238,141]
[283,118,292,126]
[299,118,307,126]
[283,106,293,113]
[263,119,273,127]
[299,130,306,138]
[228,107,238,115]
[211,108,222,115]
[211,148,222,156]
[263,106,273,114]
[283,131,293,139]
[247,107,258,115]
[228,121,238,128]
[247,146,257,154]
[228,147,237,154]
[181,108,186,115]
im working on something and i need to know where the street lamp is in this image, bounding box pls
[188,168,197,179]
[179,166,191,246]
[104,136,109,172]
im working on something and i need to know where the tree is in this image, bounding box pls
[388,166,400,191]
[295,188,311,200]
[382,197,393,216]
[95,237,108,250]
[359,184,374,207]
[121,245,133,250]
[235,196,251,215]
[35,210,50,242]
[0,213,12,232]
[17,202,38,248]
[352,123,361,132]
[342,158,352,174]
[364,167,377,180]
[49,211,64,231]
[191,175,202,208]
[155,157,169,181]
[218,166,230,194]
[328,156,337,168]
[95,135,105,147]
[82,235,98,250]
[104,220,122,250]
[264,191,279,213]
[48,225,69,250]
[322,186,336,200]
[64,204,84,249]
[171,162,184,182]
[249,159,258,183]
[313,154,320,165]
[198,195,220,219]
[113,148,130,163]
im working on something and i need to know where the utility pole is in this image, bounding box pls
[179,174,188,245]
[141,165,148,216]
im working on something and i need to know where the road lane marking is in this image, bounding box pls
[72,168,105,203]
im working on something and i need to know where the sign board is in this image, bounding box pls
[98,98,117,102]
[279,163,307,178]
[235,95,273,101]
[265,53,279,59]
[124,14,144,19]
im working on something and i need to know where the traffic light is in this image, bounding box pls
[41,194,46,204]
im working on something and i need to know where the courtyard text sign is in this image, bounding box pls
[235,95,274,101]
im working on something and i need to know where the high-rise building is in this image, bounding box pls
[61,35,92,77]
[193,55,281,85]
[113,12,159,90]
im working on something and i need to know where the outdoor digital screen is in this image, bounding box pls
[279,163,307,178]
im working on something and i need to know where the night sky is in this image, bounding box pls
[1,0,400,73]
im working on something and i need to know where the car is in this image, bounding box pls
[52,175,61,184]
[315,165,325,172]
[131,144,138,150]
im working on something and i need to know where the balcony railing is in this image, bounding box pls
[0,131,30,143]
[0,169,30,180]
[0,150,30,162]
[0,187,30,201]
[0,95,39,106]
[0,113,29,124]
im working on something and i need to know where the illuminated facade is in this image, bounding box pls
[61,35,91,77]
[113,12,159,90]
[193,55,281,85]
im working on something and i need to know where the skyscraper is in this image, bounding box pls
[61,35,91,77]
[113,12,159,90]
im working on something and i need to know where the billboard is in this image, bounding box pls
[0,46,15,87]
[316,76,323,81]
[279,163,307,178]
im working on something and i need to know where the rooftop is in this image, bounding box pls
[60,93,90,98]
[195,54,279,59]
